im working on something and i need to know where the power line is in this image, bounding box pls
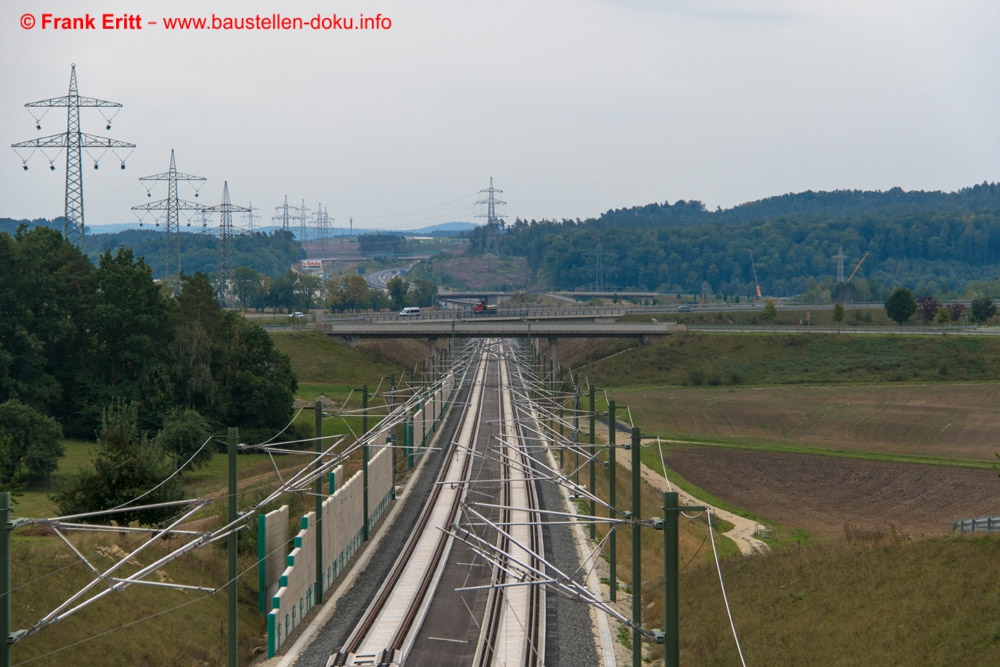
[130,149,206,280]
[11,64,136,251]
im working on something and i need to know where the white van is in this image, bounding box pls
[399,307,421,317]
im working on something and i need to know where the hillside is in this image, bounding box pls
[458,183,1000,297]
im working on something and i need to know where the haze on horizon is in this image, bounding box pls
[2,0,998,231]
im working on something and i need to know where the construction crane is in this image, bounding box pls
[749,250,762,298]
[847,252,869,282]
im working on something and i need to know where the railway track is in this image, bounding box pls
[327,340,546,667]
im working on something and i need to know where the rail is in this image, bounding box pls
[328,341,546,666]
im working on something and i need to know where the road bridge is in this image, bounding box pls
[318,319,685,371]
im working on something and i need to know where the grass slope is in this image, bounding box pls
[579,332,1000,387]
[679,536,1000,665]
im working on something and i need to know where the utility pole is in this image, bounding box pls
[227,428,238,667]
[202,182,250,301]
[608,401,617,602]
[273,195,292,232]
[131,149,206,280]
[589,384,596,540]
[315,401,324,606]
[631,427,642,667]
[1,492,10,667]
[362,384,370,541]
[476,177,507,255]
[296,199,311,247]
[12,64,136,250]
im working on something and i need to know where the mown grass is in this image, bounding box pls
[9,530,265,666]
[269,330,409,385]
[678,535,1000,665]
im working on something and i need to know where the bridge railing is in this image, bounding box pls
[357,306,628,322]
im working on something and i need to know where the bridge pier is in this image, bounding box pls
[428,338,437,380]
[548,337,558,382]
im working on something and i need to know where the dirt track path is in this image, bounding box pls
[620,438,769,556]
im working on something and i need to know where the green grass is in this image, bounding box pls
[678,536,1000,665]
[578,332,1000,387]
[269,329,407,385]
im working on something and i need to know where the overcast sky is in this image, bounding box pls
[2,0,999,231]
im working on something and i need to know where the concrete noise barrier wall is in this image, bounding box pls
[262,371,457,658]
[265,448,394,657]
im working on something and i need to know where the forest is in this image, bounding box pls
[466,183,1000,299]
[0,225,297,496]
[0,219,304,281]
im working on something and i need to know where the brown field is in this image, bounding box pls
[612,383,1000,540]
[616,383,1000,461]
[666,448,999,540]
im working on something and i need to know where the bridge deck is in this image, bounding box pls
[319,320,684,340]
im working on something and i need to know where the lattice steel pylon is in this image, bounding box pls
[273,194,292,232]
[11,64,136,251]
[297,199,311,246]
[312,203,333,254]
[201,181,249,300]
[476,177,507,255]
[131,149,206,280]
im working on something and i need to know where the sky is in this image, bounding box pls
[2,0,999,231]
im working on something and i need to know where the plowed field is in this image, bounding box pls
[613,383,1000,539]
[666,448,999,539]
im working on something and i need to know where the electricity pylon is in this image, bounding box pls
[314,203,333,253]
[476,177,506,255]
[202,182,249,301]
[131,149,206,280]
[11,64,136,250]
[297,199,311,245]
[273,195,292,232]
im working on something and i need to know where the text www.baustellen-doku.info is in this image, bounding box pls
[19,11,392,31]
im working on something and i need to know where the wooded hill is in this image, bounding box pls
[0,219,303,281]
[465,182,1000,300]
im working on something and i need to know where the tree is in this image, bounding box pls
[74,248,173,436]
[341,275,371,311]
[295,274,323,312]
[971,296,997,325]
[935,307,951,326]
[155,408,213,471]
[54,401,184,525]
[761,299,778,324]
[884,288,917,326]
[407,278,438,308]
[0,399,63,489]
[946,302,965,323]
[232,266,260,311]
[386,276,408,310]
[833,303,845,332]
[916,296,941,323]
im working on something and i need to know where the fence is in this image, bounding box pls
[952,516,1000,534]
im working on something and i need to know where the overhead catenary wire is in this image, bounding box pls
[708,508,749,667]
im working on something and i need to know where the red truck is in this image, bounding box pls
[472,301,498,315]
